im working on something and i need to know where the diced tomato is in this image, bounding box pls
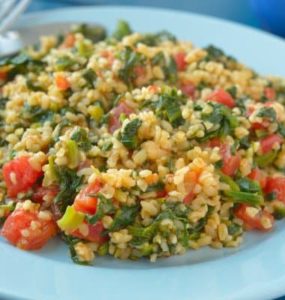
[248,168,267,189]
[62,33,75,48]
[264,87,276,100]
[108,102,134,133]
[260,134,283,154]
[264,177,285,204]
[1,208,57,250]
[174,51,187,71]
[207,137,222,148]
[71,221,108,244]
[32,186,59,203]
[73,180,102,215]
[207,89,236,108]
[156,189,168,198]
[251,121,269,130]
[3,156,43,198]
[55,75,70,91]
[218,144,240,176]
[0,70,7,81]
[235,204,274,231]
[180,81,196,98]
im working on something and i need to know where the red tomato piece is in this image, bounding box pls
[235,204,274,231]
[3,156,43,198]
[207,89,236,108]
[260,134,283,154]
[0,70,7,81]
[180,81,196,98]
[264,177,285,203]
[73,180,102,215]
[264,87,276,100]
[251,121,269,130]
[248,168,267,189]
[32,186,59,203]
[71,221,108,244]
[156,189,168,198]
[174,51,187,71]
[108,102,134,133]
[1,208,57,250]
[219,144,240,176]
[55,75,70,91]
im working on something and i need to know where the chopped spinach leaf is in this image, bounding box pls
[54,167,83,213]
[112,20,132,40]
[71,127,92,151]
[119,118,142,149]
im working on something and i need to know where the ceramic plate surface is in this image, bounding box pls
[1,6,285,300]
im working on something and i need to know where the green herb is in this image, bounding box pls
[226,86,237,98]
[108,205,140,231]
[53,120,71,142]
[236,178,261,194]
[71,127,92,151]
[155,89,184,127]
[118,47,146,86]
[54,167,83,213]
[200,103,238,141]
[266,192,276,201]
[119,118,142,149]
[87,194,115,224]
[72,24,106,43]
[151,52,177,83]
[219,172,240,192]
[257,107,276,122]
[0,97,8,109]
[255,151,277,168]
[228,223,242,236]
[278,124,285,137]
[128,223,158,245]
[112,20,132,40]
[273,203,285,220]
[26,79,45,92]
[145,181,165,193]
[224,190,263,206]
[56,56,76,71]
[203,45,236,67]
[22,104,54,123]
[83,69,97,88]
[61,234,91,265]
[101,141,113,152]
[140,30,176,46]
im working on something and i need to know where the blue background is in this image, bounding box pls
[24,1,285,299]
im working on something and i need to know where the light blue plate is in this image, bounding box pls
[1,6,285,300]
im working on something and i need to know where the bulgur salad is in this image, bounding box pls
[0,21,285,265]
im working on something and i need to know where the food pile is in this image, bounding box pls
[0,21,285,264]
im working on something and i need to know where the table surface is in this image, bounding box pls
[24,1,284,300]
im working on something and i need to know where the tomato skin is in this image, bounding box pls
[32,186,59,203]
[174,52,187,71]
[219,144,240,177]
[71,221,108,244]
[55,75,70,91]
[260,134,283,154]
[62,33,75,48]
[235,204,274,231]
[207,89,236,108]
[3,156,43,198]
[1,209,57,250]
[264,177,285,204]
[264,87,276,100]
[73,180,102,215]
[248,168,267,189]
[108,102,133,133]
[180,82,196,98]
